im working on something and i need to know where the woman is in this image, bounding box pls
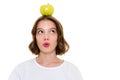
[8,16,82,80]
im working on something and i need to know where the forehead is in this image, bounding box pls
[37,19,56,29]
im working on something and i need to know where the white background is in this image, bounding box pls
[0,0,120,80]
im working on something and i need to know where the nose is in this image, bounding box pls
[44,33,49,41]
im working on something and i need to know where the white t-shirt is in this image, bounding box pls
[8,58,82,80]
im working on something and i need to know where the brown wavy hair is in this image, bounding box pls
[29,16,69,55]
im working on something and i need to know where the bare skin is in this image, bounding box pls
[36,19,64,67]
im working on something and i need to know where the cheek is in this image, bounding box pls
[54,36,59,47]
[52,36,58,42]
[52,36,58,45]
[36,36,43,45]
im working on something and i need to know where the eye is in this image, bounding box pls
[50,29,56,34]
[38,30,44,35]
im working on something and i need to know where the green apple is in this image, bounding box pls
[40,4,54,16]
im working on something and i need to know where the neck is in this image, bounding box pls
[38,53,57,62]
[36,52,63,67]
[37,51,60,63]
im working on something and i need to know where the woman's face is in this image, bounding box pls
[36,19,58,54]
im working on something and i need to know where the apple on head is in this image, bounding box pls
[40,3,54,16]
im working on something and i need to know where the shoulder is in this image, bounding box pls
[63,60,81,73]
[64,61,79,69]
[8,58,35,80]
[63,61,83,80]
[13,58,35,71]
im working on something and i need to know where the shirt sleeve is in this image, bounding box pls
[67,62,83,80]
[74,67,83,80]
[8,68,20,80]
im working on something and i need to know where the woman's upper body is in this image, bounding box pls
[8,16,82,80]
[8,58,82,80]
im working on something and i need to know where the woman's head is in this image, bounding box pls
[29,16,69,55]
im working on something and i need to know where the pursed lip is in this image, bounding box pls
[43,42,50,47]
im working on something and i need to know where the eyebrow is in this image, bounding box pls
[36,27,57,30]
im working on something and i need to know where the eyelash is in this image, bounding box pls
[38,30,43,34]
[50,30,56,33]
[37,29,57,35]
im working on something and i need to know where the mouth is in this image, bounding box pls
[43,42,50,47]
